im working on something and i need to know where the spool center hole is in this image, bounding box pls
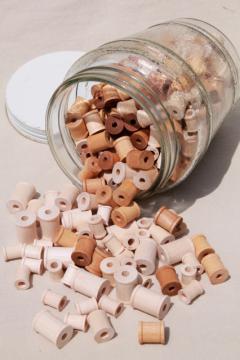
[21,215,28,221]
[61,333,67,341]
[100,331,108,339]
[51,262,58,269]
[121,271,129,277]
[128,238,135,246]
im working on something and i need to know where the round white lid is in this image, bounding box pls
[5,51,85,143]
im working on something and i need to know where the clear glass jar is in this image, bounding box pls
[47,18,240,199]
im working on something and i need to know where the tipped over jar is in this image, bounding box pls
[47,18,240,200]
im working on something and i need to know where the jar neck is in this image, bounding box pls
[47,64,179,198]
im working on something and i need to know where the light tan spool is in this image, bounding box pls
[111,202,141,227]
[201,253,229,285]
[192,234,215,262]
[138,321,165,345]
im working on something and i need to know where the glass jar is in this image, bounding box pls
[47,18,240,199]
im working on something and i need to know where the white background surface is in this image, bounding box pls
[0,1,240,359]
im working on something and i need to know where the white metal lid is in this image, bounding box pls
[5,51,85,143]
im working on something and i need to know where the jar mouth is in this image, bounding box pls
[46,64,178,199]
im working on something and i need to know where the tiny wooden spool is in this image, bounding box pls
[55,184,79,211]
[156,265,182,296]
[54,226,79,247]
[134,238,157,276]
[114,265,139,303]
[66,97,90,121]
[113,136,135,161]
[46,259,64,281]
[133,168,158,190]
[105,114,124,135]
[126,150,155,170]
[32,310,73,349]
[124,113,140,132]
[102,233,124,256]
[79,156,102,180]
[87,309,115,343]
[158,237,194,265]
[82,109,105,135]
[102,84,120,108]
[117,99,137,118]
[38,205,61,241]
[112,179,139,206]
[192,234,215,262]
[149,223,174,246]
[138,321,165,345]
[73,268,111,300]
[82,177,106,194]
[154,207,183,235]
[71,235,96,267]
[15,210,38,244]
[201,253,229,285]
[64,313,88,332]
[98,151,120,171]
[88,215,107,239]
[87,131,113,153]
[111,202,141,227]
[85,246,111,276]
[178,280,204,304]
[66,119,88,140]
[130,285,171,319]
[100,257,121,286]
[130,129,149,150]
[41,289,67,311]
[136,110,152,128]
[112,162,126,184]
[98,295,124,318]
[96,185,116,207]
[180,264,197,286]
[77,192,98,211]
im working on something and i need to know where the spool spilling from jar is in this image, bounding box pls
[47,18,240,200]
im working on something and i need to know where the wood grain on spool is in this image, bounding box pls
[138,321,165,345]
[154,207,183,235]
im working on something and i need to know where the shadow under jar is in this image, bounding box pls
[47,18,240,200]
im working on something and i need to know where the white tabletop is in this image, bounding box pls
[1,1,240,359]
